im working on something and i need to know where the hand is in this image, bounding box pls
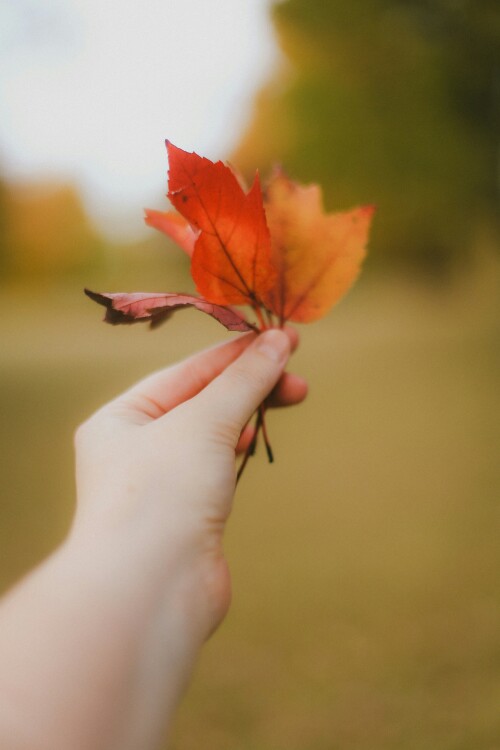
[74,328,307,636]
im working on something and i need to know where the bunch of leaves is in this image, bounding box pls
[86,141,374,479]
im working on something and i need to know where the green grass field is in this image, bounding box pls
[0,266,499,749]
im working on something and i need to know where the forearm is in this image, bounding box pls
[0,517,205,750]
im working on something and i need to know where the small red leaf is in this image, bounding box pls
[144,209,197,257]
[84,289,254,332]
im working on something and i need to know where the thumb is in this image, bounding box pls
[195,329,291,439]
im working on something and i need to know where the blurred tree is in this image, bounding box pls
[233,0,500,274]
[0,177,8,279]
[1,181,103,280]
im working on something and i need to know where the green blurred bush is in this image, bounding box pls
[234,0,500,276]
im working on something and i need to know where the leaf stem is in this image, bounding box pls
[253,304,267,330]
[263,307,275,328]
[259,404,274,463]
[236,402,275,484]
[245,320,261,333]
[236,409,261,483]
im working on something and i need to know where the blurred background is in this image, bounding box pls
[0,0,499,747]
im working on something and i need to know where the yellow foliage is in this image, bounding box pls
[2,182,100,277]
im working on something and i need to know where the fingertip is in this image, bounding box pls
[255,328,291,364]
[267,372,308,407]
[288,374,308,402]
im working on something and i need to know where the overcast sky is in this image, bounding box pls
[0,0,279,238]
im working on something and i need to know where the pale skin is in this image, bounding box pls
[0,328,307,750]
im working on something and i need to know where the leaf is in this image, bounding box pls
[84,289,254,332]
[262,170,375,323]
[166,141,277,307]
[143,209,197,257]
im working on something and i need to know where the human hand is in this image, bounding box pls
[74,328,307,639]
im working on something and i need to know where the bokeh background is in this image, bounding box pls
[1,1,499,747]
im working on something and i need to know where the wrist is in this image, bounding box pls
[68,498,228,643]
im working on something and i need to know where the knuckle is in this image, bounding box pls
[230,363,268,393]
[210,417,240,448]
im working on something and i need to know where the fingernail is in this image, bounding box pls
[256,329,290,363]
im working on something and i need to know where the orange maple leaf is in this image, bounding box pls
[262,169,374,324]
